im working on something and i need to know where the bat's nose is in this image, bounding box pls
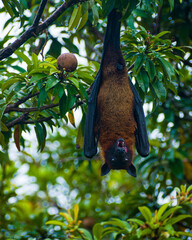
[117,148,125,154]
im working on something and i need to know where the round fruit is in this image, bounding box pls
[57,53,78,72]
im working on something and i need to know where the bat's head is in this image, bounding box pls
[101,138,136,177]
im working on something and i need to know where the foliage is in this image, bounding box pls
[47,185,192,240]
[0,0,191,239]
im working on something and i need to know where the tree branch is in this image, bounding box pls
[5,98,86,128]
[5,103,59,113]
[4,91,40,113]
[0,0,88,60]
[33,0,48,27]
[6,113,29,128]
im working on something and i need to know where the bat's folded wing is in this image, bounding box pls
[84,71,101,158]
[129,79,150,157]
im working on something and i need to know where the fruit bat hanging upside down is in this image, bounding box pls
[84,8,150,177]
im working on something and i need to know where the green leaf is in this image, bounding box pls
[40,122,47,152]
[187,185,192,193]
[102,0,115,17]
[140,228,152,236]
[38,87,47,107]
[102,226,121,236]
[59,92,67,117]
[76,114,85,149]
[1,122,8,132]
[103,218,131,230]
[30,73,47,83]
[181,185,187,193]
[39,62,58,71]
[157,203,170,220]
[35,122,44,152]
[53,83,65,99]
[79,228,93,240]
[166,81,178,95]
[2,78,23,92]
[79,83,88,100]
[75,71,94,84]
[134,53,146,75]
[91,5,99,25]
[138,206,153,222]
[125,52,139,60]
[162,51,183,63]
[122,0,139,19]
[0,151,8,162]
[10,65,26,73]
[93,223,103,240]
[136,71,145,93]
[128,218,145,226]
[81,1,88,15]
[156,56,174,81]
[168,0,174,12]
[163,224,175,235]
[15,50,32,65]
[45,75,59,91]
[154,31,170,39]
[177,231,192,237]
[0,105,7,131]
[2,0,14,17]
[142,69,149,92]
[174,187,181,195]
[47,38,62,58]
[68,5,82,31]
[137,228,152,238]
[32,53,38,68]
[166,215,192,225]
[145,58,156,81]
[0,132,5,147]
[46,220,67,226]
[77,10,88,30]
[68,77,79,88]
[151,78,167,101]
[63,37,79,54]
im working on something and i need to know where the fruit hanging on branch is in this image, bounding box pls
[57,53,78,72]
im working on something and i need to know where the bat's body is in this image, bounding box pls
[84,9,149,176]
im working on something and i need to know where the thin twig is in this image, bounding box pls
[22,116,53,124]
[33,0,48,27]
[127,63,134,71]
[0,0,88,60]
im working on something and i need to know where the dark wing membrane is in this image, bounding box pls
[129,79,150,157]
[84,70,102,158]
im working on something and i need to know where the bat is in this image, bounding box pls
[84,8,149,177]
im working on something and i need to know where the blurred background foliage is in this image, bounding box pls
[0,0,191,239]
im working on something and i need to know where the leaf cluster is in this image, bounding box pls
[46,185,192,240]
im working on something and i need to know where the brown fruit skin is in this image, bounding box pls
[57,53,78,72]
[82,217,95,229]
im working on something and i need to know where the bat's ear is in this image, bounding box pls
[127,164,137,177]
[101,163,111,176]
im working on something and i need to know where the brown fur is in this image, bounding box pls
[97,48,136,164]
